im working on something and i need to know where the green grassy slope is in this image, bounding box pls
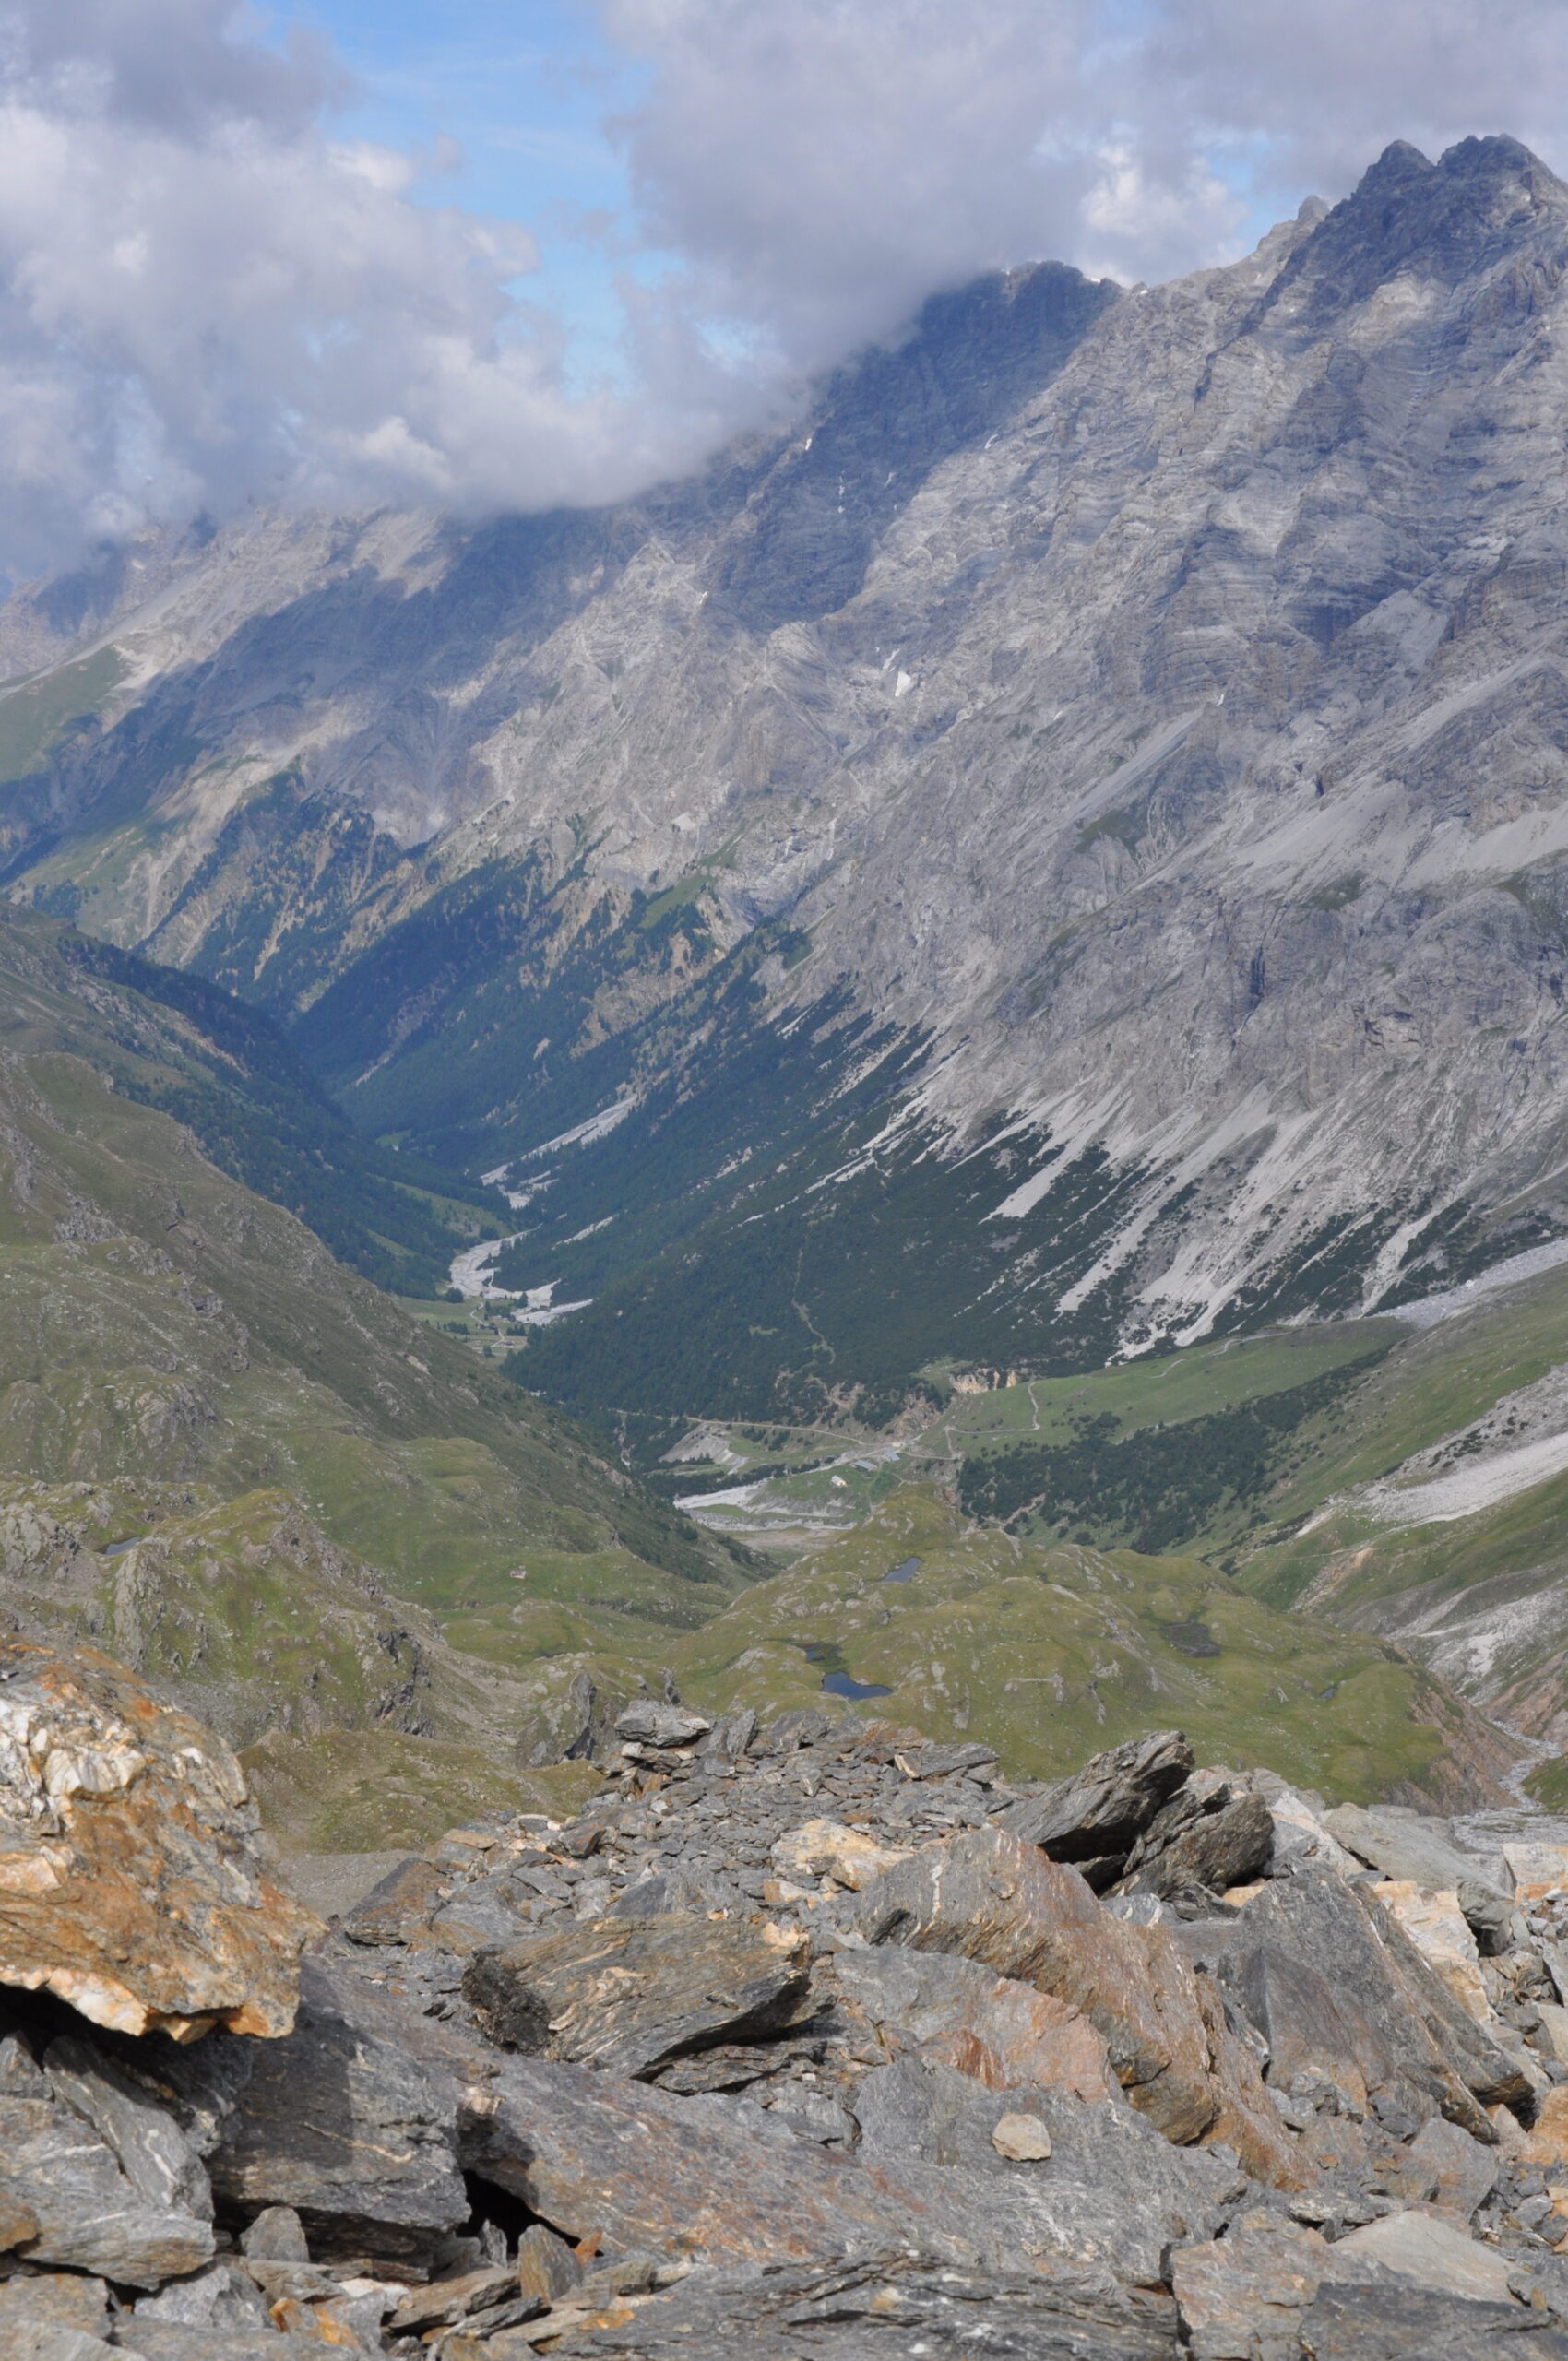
[488,1489,1523,1811]
[0,919,762,1703]
[0,908,503,1296]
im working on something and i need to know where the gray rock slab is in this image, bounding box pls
[1334,2207,1524,2305]
[1000,1733,1194,1879]
[1295,2283,1568,2358]
[463,2046,1222,2281]
[1219,1869,1525,2132]
[852,2058,1237,2287]
[204,1954,469,2267]
[129,2261,271,2331]
[1408,2116,1502,2221]
[551,2252,1182,2359]
[462,1912,810,2078]
[0,2091,212,2289]
[1324,1807,1523,1951]
[43,2037,211,2222]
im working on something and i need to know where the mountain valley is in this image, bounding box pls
[9,136,1568,1839]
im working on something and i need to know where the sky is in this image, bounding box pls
[2,0,1568,578]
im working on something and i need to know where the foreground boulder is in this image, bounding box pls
[461,2045,1239,2280]
[192,1958,471,2269]
[0,2020,214,2287]
[1000,1730,1194,1886]
[850,1823,1297,2177]
[1219,1869,1528,2135]
[0,1640,318,2039]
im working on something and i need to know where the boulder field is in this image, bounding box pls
[9,1646,1568,2354]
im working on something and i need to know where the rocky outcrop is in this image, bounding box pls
[12,1667,1568,2352]
[1001,1731,1195,1886]
[0,1639,318,2039]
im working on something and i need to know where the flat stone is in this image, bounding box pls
[1408,2115,1501,2221]
[0,2271,111,2338]
[1336,2207,1523,2305]
[387,2261,521,2332]
[463,1913,810,2079]
[0,1639,319,2039]
[992,2110,1051,2159]
[1000,1731,1194,1877]
[615,1704,711,1748]
[771,1819,909,1892]
[832,1942,1118,2102]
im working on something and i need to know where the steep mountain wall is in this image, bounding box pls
[9,138,1568,1406]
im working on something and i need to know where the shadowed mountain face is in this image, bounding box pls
[11,138,1568,1418]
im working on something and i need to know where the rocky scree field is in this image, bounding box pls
[15,1634,1568,2358]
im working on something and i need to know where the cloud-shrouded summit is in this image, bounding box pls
[5,0,1568,575]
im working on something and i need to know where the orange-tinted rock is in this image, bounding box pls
[833,1945,1117,2103]
[0,1639,319,2040]
[1523,2086,1568,2165]
[853,1826,1218,2142]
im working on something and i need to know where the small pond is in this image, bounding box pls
[798,1640,894,1702]
[820,1668,894,1701]
[882,1555,921,1584]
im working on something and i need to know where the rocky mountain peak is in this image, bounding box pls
[1277,131,1568,316]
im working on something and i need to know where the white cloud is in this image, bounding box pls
[0,0,756,575]
[1,0,1568,575]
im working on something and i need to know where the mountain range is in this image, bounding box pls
[7,135,1568,1829]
